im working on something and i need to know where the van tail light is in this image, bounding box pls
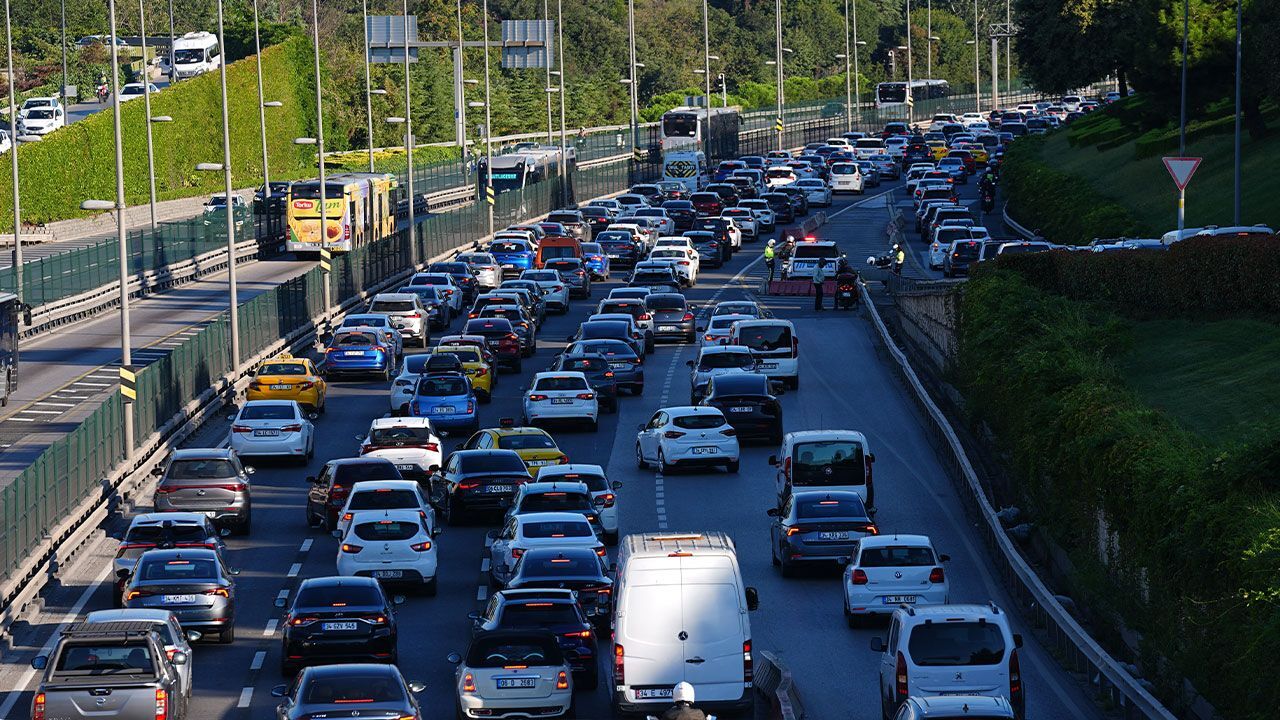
[154,689,168,720]
[895,651,908,701]
[556,670,570,690]
[33,692,45,720]
[743,640,754,684]
[1009,648,1022,702]
[851,568,869,585]
[614,643,625,685]
[791,336,799,357]
[462,672,476,693]
[783,456,792,483]
[929,567,945,583]
[663,430,686,439]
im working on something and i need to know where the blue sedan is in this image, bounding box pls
[487,239,536,277]
[580,242,611,281]
[408,371,479,433]
[322,328,396,380]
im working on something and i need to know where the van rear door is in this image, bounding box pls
[619,580,686,700]
[679,575,748,703]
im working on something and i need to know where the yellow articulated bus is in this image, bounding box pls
[286,172,397,255]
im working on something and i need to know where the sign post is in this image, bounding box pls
[1163,156,1201,241]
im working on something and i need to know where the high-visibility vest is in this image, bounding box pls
[764,247,775,260]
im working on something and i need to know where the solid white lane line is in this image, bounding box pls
[18,409,61,415]
[287,563,302,577]
[250,651,266,671]
[8,417,34,422]
[263,619,278,636]
[0,565,113,719]
[236,687,253,708]
[299,539,313,553]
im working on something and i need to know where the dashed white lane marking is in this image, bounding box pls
[480,558,490,573]
[18,409,61,415]
[9,417,34,422]
[299,539,313,553]
[263,619,278,636]
[73,381,111,387]
[34,401,75,407]
[250,651,266,671]
[236,687,253,708]
[476,586,488,601]
[276,589,289,601]
[287,563,302,577]
[484,535,495,548]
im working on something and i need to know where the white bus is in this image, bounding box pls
[875,79,950,112]
[660,106,740,157]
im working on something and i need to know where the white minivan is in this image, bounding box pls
[612,532,758,716]
[768,429,875,510]
[171,31,221,79]
[728,318,799,389]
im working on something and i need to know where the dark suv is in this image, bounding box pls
[761,192,796,224]
[279,576,400,676]
[305,458,403,531]
[462,318,523,372]
[660,199,698,230]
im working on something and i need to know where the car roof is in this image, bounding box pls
[136,547,220,562]
[349,479,420,492]
[327,456,397,467]
[496,588,578,603]
[537,463,605,477]
[303,662,401,679]
[858,533,934,548]
[698,344,752,355]
[486,426,551,437]
[170,448,235,460]
[902,603,1006,621]
[785,429,868,443]
[85,609,177,624]
[533,371,589,380]
[300,574,381,589]
[129,512,209,526]
[662,405,725,415]
[910,696,1015,715]
[519,480,590,495]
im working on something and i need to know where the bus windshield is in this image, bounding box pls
[663,113,698,137]
[877,83,907,103]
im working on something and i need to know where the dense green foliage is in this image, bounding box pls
[957,268,1280,720]
[1000,135,1142,244]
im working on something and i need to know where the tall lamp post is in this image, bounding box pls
[556,0,568,199]
[543,0,554,143]
[481,0,495,238]
[4,0,24,305]
[626,0,639,153]
[972,0,981,113]
[773,0,784,150]
[251,0,282,222]
[401,0,416,267]
[208,0,240,371]
[926,0,932,80]
[852,0,864,119]
[139,0,159,230]
[841,0,853,131]
[361,0,376,172]
[106,0,136,455]
[308,0,331,314]
[905,0,914,126]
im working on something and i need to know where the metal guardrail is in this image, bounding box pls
[859,281,1178,720]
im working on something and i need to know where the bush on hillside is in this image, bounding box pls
[958,269,1280,719]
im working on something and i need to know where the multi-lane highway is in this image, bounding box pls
[0,167,1104,720]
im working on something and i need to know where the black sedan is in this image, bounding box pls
[567,319,645,360]
[430,449,533,523]
[549,351,619,412]
[470,588,601,689]
[505,547,614,629]
[768,490,878,577]
[699,372,784,443]
[272,663,425,718]
[278,576,400,675]
[425,261,479,303]
[761,192,796,224]
[543,257,592,299]
[596,230,644,268]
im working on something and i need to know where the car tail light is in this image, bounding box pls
[564,629,592,638]
[556,670,570,690]
[474,367,488,377]
[595,492,615,508]
[289,614,318,626]
[638,313,650,320]
[373,346,386,353]
[511,547,525,559]
[363,613,388,624]
[595,546,607,557]
[663,430,685,439]
[330,485,349,501]
[895,652,908,701]
[785,526,810,536]
[929,566,946,583]
[576,392,595,400]
[721,428,736,437]
[32,692,45,720]
[603,371,614,378]
[410,541,432,552]
[1009,648,1022,701]
[704,334,714,342]
[466,400,475,413]
[248,381,263,390]
[409,313,421,319]
[462,673,476,693]
[154,689,167,720]
[297,381,315,390]
[683,312,695,321]
[202,587,231,597]
[116,542,156,556]
[281,424,302,432]
[529,393,548,401]
[559,456,570,464]
[340,543,363,553]
[851,568,869,585]
[613,643,625,685]
[458,482,480,490]
[231,425,253,433]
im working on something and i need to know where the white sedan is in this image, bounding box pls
[721,208,759,238]
[795,178,834,206]
[228,400,314,461]
[119,83,160,101]
[635,405,740,473]
[519,269,570,312]
[487,512,605,587]
[647,247,699,285]
[698,313,753,347]
[738,199,776,232]
[523,371,599,430]
[842,533,950,626]
[336,508,440,594]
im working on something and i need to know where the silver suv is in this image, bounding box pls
[152,449,253,535]
[368,292,429,348]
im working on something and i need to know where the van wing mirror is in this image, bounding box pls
[869,637,885,653]
[744,587,759,611]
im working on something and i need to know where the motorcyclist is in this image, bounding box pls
[835,254,860,309]
[97,73,109,103]
[660,681,707,720]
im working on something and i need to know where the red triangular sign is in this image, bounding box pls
[1163,157,1201,190]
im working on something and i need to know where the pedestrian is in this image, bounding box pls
[763,239,777,283]
[893,244,905,276]
[812,258,828,311]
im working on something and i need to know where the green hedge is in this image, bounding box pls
[1001,137,1144,245]
[958,269,1280,720]
[0,37,330,226]
[992,235,1280,317]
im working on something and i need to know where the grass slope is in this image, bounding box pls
[1119,318,1280,445]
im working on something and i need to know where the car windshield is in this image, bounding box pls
[535,376,589,392]
[735,325,791,351]
[126,523,208,544]
[500,603,582,627]
[258,363,308,376]
[467,636,563,668]
[831,164,858,175]
[794,245,839,259]
[645,295,685,311]
[498,434,557,450]
[796,496,867,519]
[240,404,295,421]
[575,341,636,359]
[369,300,415,313]
[139,558,218,581]
[714,304,758,317]
[417,376,468,396]
[301,674,405,704]
[699,353,754,370]
[26,109,55,120]
[334,332,377,346]
[518,553,601,577]
[332,462,401,486]
[671,413,726,430]
[489,241,529,253]
[343,317,387,328]
[436,348,481,364]
[295,584,383,608]
[560,357,608,373]
[792,440,865,485]
[859,545,937,567]
[56,645,154,674]
[908,622,1006,666]
[522,520,592,538]
[520,492,593,513]
[167,459,236,479]
[952,242,982,261]
[348,489,419,511]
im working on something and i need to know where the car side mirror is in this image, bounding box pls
[244,466,256,475]
[151,466,164,476]
[767,455,778,466]
[766,508,779,517]
[867,453,875,463]
[685,360,695,368]
[30,656,47,670]
[274,597,288,608]
[219,527,232,538]
[392,595,406,605]
[186,630,203,642]
[353,434,365,442]
[170,651,189,665]
[409,681,427,693]
[306,475,318,484]
[745,586,759,611]
[270,684,289,698]
[447,652,463,665]
[228,568,241,576]
[939,554,951,562]
[612,481,623,490]
[869,637,885,653]
[1013,633,1024,648]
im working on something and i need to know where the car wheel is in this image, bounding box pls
[631,383,644,396]
[658,449,671,474]
[788,375,799,390]
[511,359,522,373]
[237,512,252,536]
[635,443,648,470]
[588,418,599,432]
[779,554,796,578]
[280,661,296,678]
[725,459,739,473]
[324,510,337,533]
[305,504,319,528]
[218,625,235,644]
[423,576,438,597]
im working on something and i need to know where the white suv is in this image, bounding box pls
[368,292,429,348]
[356,416,442,481]
[871,603,1025,719]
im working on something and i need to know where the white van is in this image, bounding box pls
[728,318,799,389]
[612,532,758,716]
[662,150,708,194]
[769,429,875,509]
[171,31,221,79]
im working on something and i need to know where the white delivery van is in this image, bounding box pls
[728,318,799,390]
[612,532,758,717]
[662,151,708,194]
[171,31,221,79]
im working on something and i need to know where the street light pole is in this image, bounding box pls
[926,0,932,81]
[167,0,175,83]
[973,0,981,113]
[1232,0,1241,225]
[457,0,468,173]
[253,0,272,210]
[215,0,240,371]
[852,0,861,116]
[905,0,914,126]
[106,0,135,457]
[482,0,494,239]
[627,0,638,153]
[3,0,22,306]
[556,0,567,196]
[308,0,332,317]
[543,0,553,143]
[774,0,784,150]
[362,0,375,172]
[843,0,852,131]
[60,0,68,107]
[702,0,712,109]
[139,0,159,230]
[1004,0,1011,97]
[402,0,416,267]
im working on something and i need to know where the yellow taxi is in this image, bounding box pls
[927,141,948,161]
[429,344,496,402]
[960,142,990,163]
[458,423,568,478]
[246,354,327,412]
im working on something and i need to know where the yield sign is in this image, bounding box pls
[1162,157,1202,190]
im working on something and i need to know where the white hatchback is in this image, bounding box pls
[487,511,605,587]
[356,416,442,480]
[523,372,599,430]
[635,405,740,474]
[720,208,759,237]
[335,479,436,539]
[698,313,753,347]
[519,269,570,312]
[794,178,833,206]
[536,464,623,544]
[228,400,314,462]
[647,247,699,285]
[842,534,950,625]
[336,508,440,594]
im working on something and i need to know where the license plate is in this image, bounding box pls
[607,254,622,259]
[431,406,455,414]
[609,362,629,370]
[528,459,557,466]
[269,384,292,390]
[395,464,417,471]
[322,621,359,631]
[818,531,850,540]
[162,595,195,604]
[730,406,753,413]
[759,362,778,369]
[636,688,674,700]
[343,351,366,356]
[502,263,516,269]
[373,570,404,579]
[253,429,280,437]
[550,398,573,405]
[497,677,538,689]
[484,484,514,494]
[883,595,917,604]
[659,325,677,332]
[691,446,719,455]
